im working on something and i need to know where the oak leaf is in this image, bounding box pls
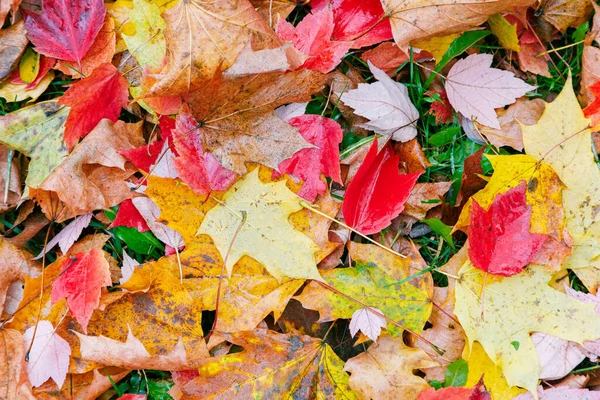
[445,54,535,129]
[277,114,343,201]
[380,0,535,51]
[23,320,71,388]
[469,182,547,276]
[522,77,600,292]
[341,62,419,141]
[58,63,129,149]
[343,334,438,399]
[0,100,68,189]
[455,263,600,393]
[24,0,106,65]
[342,139,421,235]
[198,168,322,282]
[179,329,357,399]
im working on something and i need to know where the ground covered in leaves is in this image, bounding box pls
[1,0,600,399]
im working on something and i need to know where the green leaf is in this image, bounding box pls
[429,126,461,146]
[422,218,456,250]
[112,226,164,255]
[444,359,468,387]
[511,341,520,351]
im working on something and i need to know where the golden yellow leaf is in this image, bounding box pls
[455,262,600,393]
[413,34,460,63]
[197,168,322,282]
[463,341,525,400]
[0,71,54,103]
[487,14,520,52]
[521,76,600,291]
[178,329,357,399]
[122,0,166,69]
[343,334,438,400]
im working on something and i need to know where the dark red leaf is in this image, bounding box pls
[24,0,106,64]
[277,114,343,201]
[417,377,490,400]
[342,138,421,234]
[119,140,164,173]
[58,63,129,149]
[109,199,150,232]
[468,182,548,276]
[172,108,237,195]
[427,89,454,124]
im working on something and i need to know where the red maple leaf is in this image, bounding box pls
[426,89,454,124]
[50,248,111,333]
[276,9,353,73]
[24,0,106,65]
[109,199,151,232]
[58,63,129,149]
[417,377,490,400]
[312,0,393,48]
[468,182,548,277]
[277,115,343,201]
[172,108,237,195]
[120,140,164,173]
[583,80,600,131]
[342,138,421,234]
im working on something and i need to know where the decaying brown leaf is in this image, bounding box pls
[0,20,28,80]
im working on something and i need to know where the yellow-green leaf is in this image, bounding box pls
[122,0,166,69]
[0,100,68,189]
[455,262,600,393]
[197,168,322,282]
[0,71,54,103]
[18,47,40,84]
[414,34,460,63]
[488,14,521,52]
[522,76,600,291]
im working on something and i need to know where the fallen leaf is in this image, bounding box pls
[55,15,116,79]
[344,334,438,399]
[522,76,600,292]
[539,0,593,32]
[532,332,593,380]
[349,307,387,342]
[403,182,452,220]
[58,63,129,149]
[122,0,165,69]
[414,34,460,63]
[518,42,551,78]
[445,54,535,128]
[23,320,71,388]
[381,0,535,51]
[488,13,520,51]
[343,139,421,235]
[0,100,68,189]
[119,140,164,173]
[0,0,20,26]
[360,42,410,74]
[34,213,92,260]
[417,378,491,400]
[0,69,54,103]
[171,107,237,195]
[394,138,431,174]
[477,98,545,150]
[0,144,22,212]
[277,114,343,201]
[341,61,419,141]
[131,197,183,249]
[584,80,600,130]
[468,182,547,276]
[0,329,34,399]
[426,89,455,124]
[31,119,137,222]
[514,386,600,400]
[295,257,432,336]
[582,46,600,105]
[24,0,106,65]
[148,0,277,96]
[198,168,322,282]
[455,263,600,393]
[51,247,112,332]
[109,199,150,232]
[276,8,352,73]
[180,329,357,399]
[0,20,28,80]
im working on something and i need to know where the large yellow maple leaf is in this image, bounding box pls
[522,76,600,292]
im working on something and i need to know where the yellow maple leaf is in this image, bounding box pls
[455,262,600,394]
[197,168,322,282]
[521,76,600,291]
[414,34,460,63]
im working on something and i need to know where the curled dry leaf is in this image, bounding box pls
[0,20,28,81]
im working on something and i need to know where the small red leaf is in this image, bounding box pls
[276,9,352,73]
[417,377,490,399]
[24,0,106,64]
[426,89,454,125]
[468,182,548,276]
[342,138,421,234]
[50,248,111,333]
[120,140,164,173]
[278,115,343,201]
[583,81,600,130]
[109,199,151,232]
[172,108,237,195]
[58,63,129,149]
